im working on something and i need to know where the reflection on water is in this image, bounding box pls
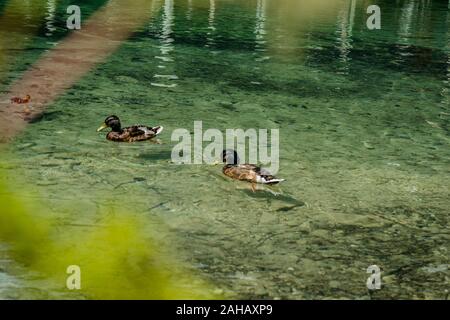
[398,0,416,44]
[255,0,267,52]
[254,0,270,67]
[152,0,178,88]
[23,0,32,23]
[148,0,160,29]
[0,0,449,300]
[186,0,193,21]
[335,0,356,74]
[442,8,450,105]
[206,0,217,50]
[44,0,56,38]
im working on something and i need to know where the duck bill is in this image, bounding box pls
[97,123,108,132]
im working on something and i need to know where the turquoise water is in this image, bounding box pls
[0,0,449,299]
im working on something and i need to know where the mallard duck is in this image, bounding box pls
[97,115,163,142]
[11,94,31,104]
[221,149,285,191]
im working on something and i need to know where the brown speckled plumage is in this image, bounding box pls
[106,125,162,142]
[221,150,284,185]
[98,115,163,143]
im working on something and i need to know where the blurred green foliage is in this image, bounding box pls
[0,157,218,299]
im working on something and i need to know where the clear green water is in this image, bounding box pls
[0,0,449,299]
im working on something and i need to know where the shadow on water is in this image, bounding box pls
[114,177,147,190]
[239,186,306,212]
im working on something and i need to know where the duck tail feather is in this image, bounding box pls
[153,126,163,135]
[258,176,285,184]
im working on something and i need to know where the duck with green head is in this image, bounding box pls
[97,115,163,142]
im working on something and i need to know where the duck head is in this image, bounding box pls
[97,115,121,132]
[222,149,239,165]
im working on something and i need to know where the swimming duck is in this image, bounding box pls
[221,149,285,191]
[97,115,163,142]
[11,94,31,104]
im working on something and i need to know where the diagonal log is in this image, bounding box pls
[0,0,154,143]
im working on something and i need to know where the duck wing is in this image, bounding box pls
[131,125,163,137]
[238,164,261,172]
[106,126,159,142]
[126,125,147,137]
[223,163,285,184]
[243,164,285,185]
[223,164,260,183]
